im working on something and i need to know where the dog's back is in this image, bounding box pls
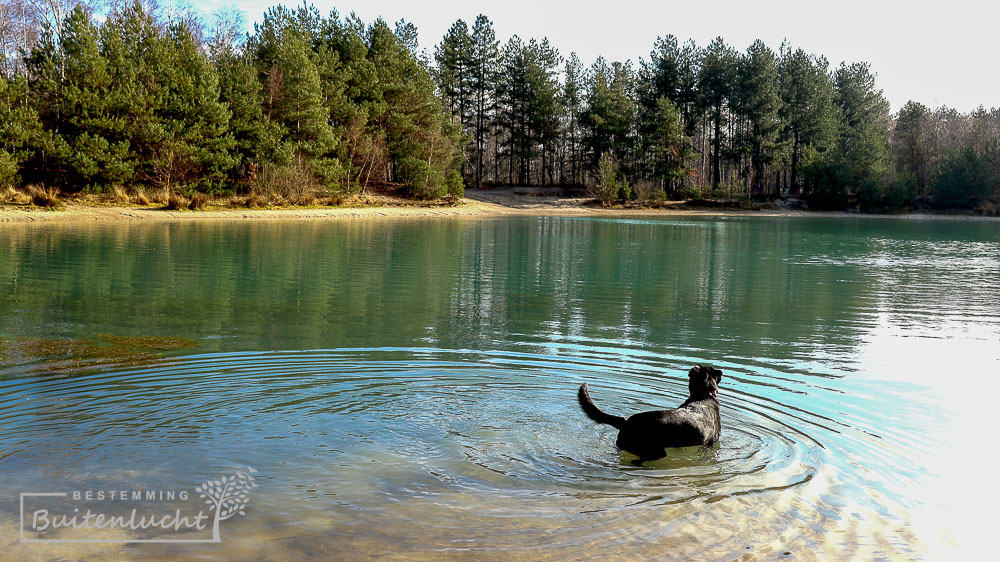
[578,366,723,460]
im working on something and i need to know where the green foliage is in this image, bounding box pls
[737,40,782,195]
[0,75,41,185]
[698,37,738,190]
[832,63,891,190]
[0,150,17,186]
[933,146,992,209]
[4,4,999,211]
[447,169,465,198]
[780,47,837,193]
[591,153,628,205]
[893,101,933,204]
[435,19,473,128]
[581,58,635,170]
[643,96,696,191]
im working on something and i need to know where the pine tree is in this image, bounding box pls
[157,21,234,191]
[524,37,562,186]
[830,61,891,207]
[469,15,498,189]
[255,10,339,184]
[215,50,282,186]
[496,36,529,185]
[28,5,134,189]
[778,46,837,195]
[648,96,696,192]
[737,40,782,196]
[435,19,472,130]
[0,74,42,185]
[697,37,738,191]
[581,58,636,176]
[892,101,933,205]
[562,52,584,186]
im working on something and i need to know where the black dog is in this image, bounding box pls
[578,366,723,460]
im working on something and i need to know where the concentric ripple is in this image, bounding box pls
[0,345,888,557]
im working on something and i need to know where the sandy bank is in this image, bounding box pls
[1,188,994,223]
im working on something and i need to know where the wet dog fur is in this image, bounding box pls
[578,366,723,461]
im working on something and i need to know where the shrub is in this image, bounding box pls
[255,161,315,202]
[28,185,62,209]
[589,153,626,206]
[446,169,464,199]
[2,185,31,204]
[132,189,150,206]
[932,146,991,209]
[0,150,18,187]
[633,181,667,206]
[294,192,317,206]
[149,187,170,205]
[111,185,131,204]
[166,192,190,210]
[188,192,208,210]
[243,191,266,208]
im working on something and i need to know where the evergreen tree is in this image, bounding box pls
[0,74,42,185]
[562,52,584,186]
[435,19,472,130]
[469,14,497,188]
[496,36,529,185]
[157,21,234,191]
[642,35,701,136]
[778,46,836,195]
[892,101,933,206]
[524,37,562,186]
[933,145,991,209]
[368,18,462,197]
[215,50,282,185]
[647,96,696,192]
[318,10,383,193]
[828,62,891,208]
[581,58,636,172]
[255,9,340,183]
[737,40,782,196]
[698,37,738,191]
[28,5,134,188]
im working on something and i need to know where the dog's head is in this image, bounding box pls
[688,365,723,399]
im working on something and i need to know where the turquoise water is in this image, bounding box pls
[1,216,998,559]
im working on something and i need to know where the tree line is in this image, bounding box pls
[434,20,1000,211]
[1,1,463,200]
[1,2,999,211]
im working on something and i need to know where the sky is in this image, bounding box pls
[197,0,998,113]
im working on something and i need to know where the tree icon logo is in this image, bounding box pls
[194,467,258,542]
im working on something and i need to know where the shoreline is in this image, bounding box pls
[1,189,996,224]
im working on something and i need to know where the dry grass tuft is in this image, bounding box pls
[187,192,208,210]
[27,185,63,209]
[149,187,170,205]
[111,185,132,204]
[165,191,190,210]
[2,185,31,205]
[244,191,267,208]
[295,192,317,206]
[132,189,150,206]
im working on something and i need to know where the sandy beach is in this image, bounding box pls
[0,187,993,223]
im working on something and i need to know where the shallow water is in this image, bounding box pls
[1,216,998,559]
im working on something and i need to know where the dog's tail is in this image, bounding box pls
[578,383,626,429]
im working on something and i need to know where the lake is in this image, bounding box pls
[1,215,998,559]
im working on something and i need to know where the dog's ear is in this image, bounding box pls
[688,365,703,378]
[710,367,723,382]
